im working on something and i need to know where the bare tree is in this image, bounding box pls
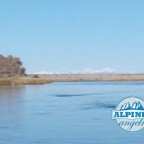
[0,55,26,77]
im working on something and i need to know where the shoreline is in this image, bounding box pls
[1,74,144,86]
[38,74,144,82]
[0,76,51,86]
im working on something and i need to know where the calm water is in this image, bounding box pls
[0,82,144,144]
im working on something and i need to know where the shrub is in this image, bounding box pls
[33,74,39,78]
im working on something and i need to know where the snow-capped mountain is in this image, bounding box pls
[33,68,118,74]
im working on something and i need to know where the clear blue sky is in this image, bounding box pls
[0,0,144,73]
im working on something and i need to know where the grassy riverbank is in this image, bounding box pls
[0,77,50,86]
[1,74,144,86]
[39,74,144,82]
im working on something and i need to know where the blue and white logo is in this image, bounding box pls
[112,97,144,132]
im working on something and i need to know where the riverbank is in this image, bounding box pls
[0,76,50,86]
[39,74,144,82]
[1,74,144,86]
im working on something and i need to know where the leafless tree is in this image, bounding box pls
[0,55,26,77]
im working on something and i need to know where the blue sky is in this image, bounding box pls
[0,0,144,73]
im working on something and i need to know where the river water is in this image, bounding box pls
[0,82,144,144]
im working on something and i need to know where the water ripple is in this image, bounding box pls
[55,93,99,97]
[82,102,116,110]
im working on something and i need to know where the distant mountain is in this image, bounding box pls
[34,68,118,74]
[120,101,144,110]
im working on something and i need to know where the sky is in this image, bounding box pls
[0,0,144,73]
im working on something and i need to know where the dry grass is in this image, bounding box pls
[39,74,144,82]
[0,77,50,86]
[1,74,144,86]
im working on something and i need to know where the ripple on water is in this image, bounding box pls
[81,102,116,110]
[54,93,99,97]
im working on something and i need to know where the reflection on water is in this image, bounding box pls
[0,86,26,130]
[0,85,25,99]
[0,86,25,109]
[0,82,144,144]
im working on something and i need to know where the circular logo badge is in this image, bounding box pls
[112,97,144,132]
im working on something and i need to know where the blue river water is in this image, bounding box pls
[0,82,144,144]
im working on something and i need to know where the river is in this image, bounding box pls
[0,82,144,144]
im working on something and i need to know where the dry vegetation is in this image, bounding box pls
[0,77,50,86]
[40,74,144,82]
[1,55,144,86]
[0,55,50,85]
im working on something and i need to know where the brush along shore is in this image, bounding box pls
[1,74,144,86]
[0,76,51,86]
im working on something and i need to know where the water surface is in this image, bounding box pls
[0,82,144,144]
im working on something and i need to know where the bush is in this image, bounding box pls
[33,75,39,78]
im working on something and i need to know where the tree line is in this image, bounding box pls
[0,55,26,77]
